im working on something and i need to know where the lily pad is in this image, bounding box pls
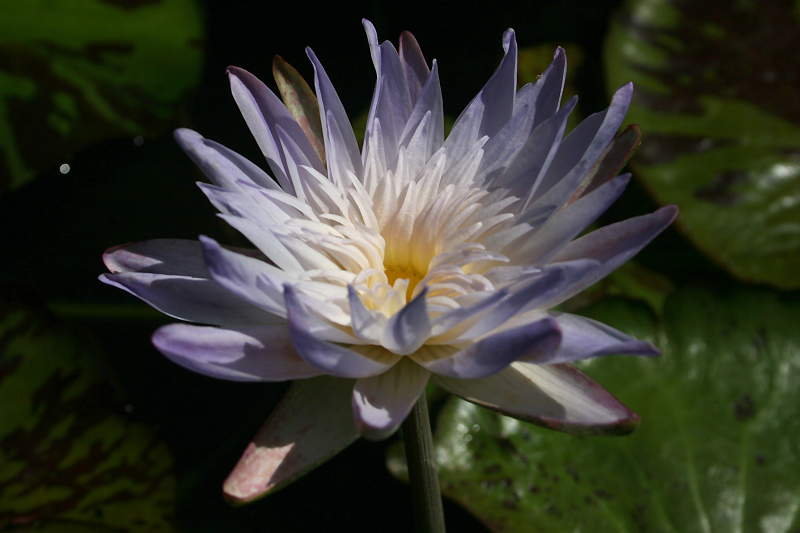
[605,0,800,289]
[0,0,203,191]
[390,286,800,532]
[0,286,176,531]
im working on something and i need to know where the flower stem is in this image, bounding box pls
[401,393,446,533]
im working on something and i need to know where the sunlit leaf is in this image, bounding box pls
[390,287,800,532]
[605,0,800,289]
[0,286,176,531]
[0,0,203,191]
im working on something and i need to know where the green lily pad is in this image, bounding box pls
[0,0,203,191]
[0,286,176,531]
[390,286,800,532]
[605,0,800,289]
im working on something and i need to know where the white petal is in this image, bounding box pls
[446,260,597,342]
[508,174,631,265]
[433,361,640,435]
[174,129,281,193]
[544,312,659,363]
[352,357,430,440]
[348,286,384,343]
[546,205,678,306]
[286,285,400,377]
[100,272,272,327]
[307,48,363,187]
[103,238,211,277]
[152,323,321,381]
[380,288,432,355]
[527,83,634,211]
[200,235,290,316]
[413,317,561,378]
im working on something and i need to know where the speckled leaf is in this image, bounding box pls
[390,287,800,532]
[0,0,203,191]
[0,287,176,531]
[605,0,800,289]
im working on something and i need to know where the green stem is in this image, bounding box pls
[401,393,446,533]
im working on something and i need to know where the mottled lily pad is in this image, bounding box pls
[605,0,800,289]
[0,0,203,191]
[390,287,800,532]
[0,286,176,531]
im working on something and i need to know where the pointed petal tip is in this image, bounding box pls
[173,127,198,142]
[101,243,127,271]
[353,415,400,442]
[222,488,252,507]
[616,81,634,97]
[643,342,661,357]
[534,410,642,436]
[662,204,679,219]
[226,65,248,79]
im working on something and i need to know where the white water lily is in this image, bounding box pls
[101,20,677,503]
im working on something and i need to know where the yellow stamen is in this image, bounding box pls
[385,267,423,302]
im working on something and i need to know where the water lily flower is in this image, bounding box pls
[100,20,677,503]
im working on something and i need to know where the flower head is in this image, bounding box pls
[101,20,677,503]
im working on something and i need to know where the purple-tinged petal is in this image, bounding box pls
[285,285,399,377]
[348,286,383,343]
[279,283,360,344]
[197,183,269,223]
[272,55,326,167]
[363,20,413,146]
[399,60,443,163]
[152,323,321,382]
[429,289,508,338]
[216,215,308,274]
[103,239,210,277]
[432,361,640,435]
[174,128,281,193]
[531,83,634,207]
[381,287,431,355]
[352,358,429,440]
[546,205,679,306]
[475,28,518,139]
[448,260,597,342]
[223,376,358,504]
[540,312,658,363]
[200,235,290,316]
[531,47,567,129]
[100,272,273,327]
[101,239,274,326]
[399,30,429,106]
[473,98,535,189]
[228,67,324,194]
[566,123,641,206]
[306,48,363,187]
[441,29,518,182]
[493,96,577,205]
[414,317,561,379]
[508,174,631,265]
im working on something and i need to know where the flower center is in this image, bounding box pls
[384,266,424,302]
